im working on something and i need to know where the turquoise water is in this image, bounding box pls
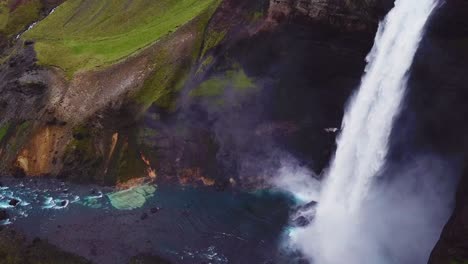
[0,178,294,263]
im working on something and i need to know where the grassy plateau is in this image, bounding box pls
[0,0,42,37]
[24,0,218,76]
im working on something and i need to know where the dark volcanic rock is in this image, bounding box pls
[58,200,68,207]
[292,215,312,227]
[268,0,394,31]
[140,213,149,221]
[0,210,8,221]
[291,201,317,227]
[429,164,468,264]
[400,1,468,263]
[150,207,161,214]
[9,198,20,207]
[295,201,317,211]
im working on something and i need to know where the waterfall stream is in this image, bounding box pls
[286,1,440,263]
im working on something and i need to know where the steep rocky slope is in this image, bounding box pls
[0,0,221,185]
[0,0,391,187]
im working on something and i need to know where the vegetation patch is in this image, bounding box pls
[0,123,10,142]
[251,11,264,22]
[65,125,93,160]
[190,67,256,98]
[200,29,226,58]
[451,260,468,264]
[133,50,188,109]
[190,77,225,97]
[131,1,221,111]
[114,141,147,184]
[0,121,32,171]
[0,2,8,30]
[195,55,214,75]
[62,125,105,183]
[24,0,219,76]
[0,0,42,37]
[228,68,256,91]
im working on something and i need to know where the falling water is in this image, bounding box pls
[288,0,440,263]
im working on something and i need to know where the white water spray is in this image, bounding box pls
[287,0,440,263]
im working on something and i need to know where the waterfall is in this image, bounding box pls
[287,0,440,263]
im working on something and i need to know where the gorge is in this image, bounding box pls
[0,0,467,263]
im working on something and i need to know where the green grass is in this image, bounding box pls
[131,1,220,110]
[228,68,255,90]
[190,77,225,97]
[251,11,264,21]
[451,260,468,264]
[0,0,43,37]
[66,126,93,158]
[0,123,9,142]
[131,48,193,111]
[115,141,147,184]
[0,2,8,30]
[200,29,226,58]
[195,55,214,75]
[24,0,219,76]
[5,121,30,153]
[133,50,183,108]
[190,67,256,97]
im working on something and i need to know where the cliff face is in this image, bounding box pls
[399,0,468,263]
[1,0,468,262]
[427,1,468,262]
[0,0,391,186]
[0,0,222,184]
[268,0,392,30]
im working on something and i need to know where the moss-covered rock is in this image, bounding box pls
[200,29,226,58]
[61,124,105,183]
[450,260,468,264]
[112,136,147,185]
[190,66,257,103]
[107,184,156,210]
[131,0,221,112]
[0,123,10,142]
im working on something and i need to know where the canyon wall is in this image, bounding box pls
[0,0,390,186]
[0,0,467,262]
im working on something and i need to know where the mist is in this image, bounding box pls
[272,158,321,203]
[273,154,459,264]
[149,1,459,262]
[271,0,460,263]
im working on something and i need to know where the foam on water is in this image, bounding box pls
[0,178,106,225]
